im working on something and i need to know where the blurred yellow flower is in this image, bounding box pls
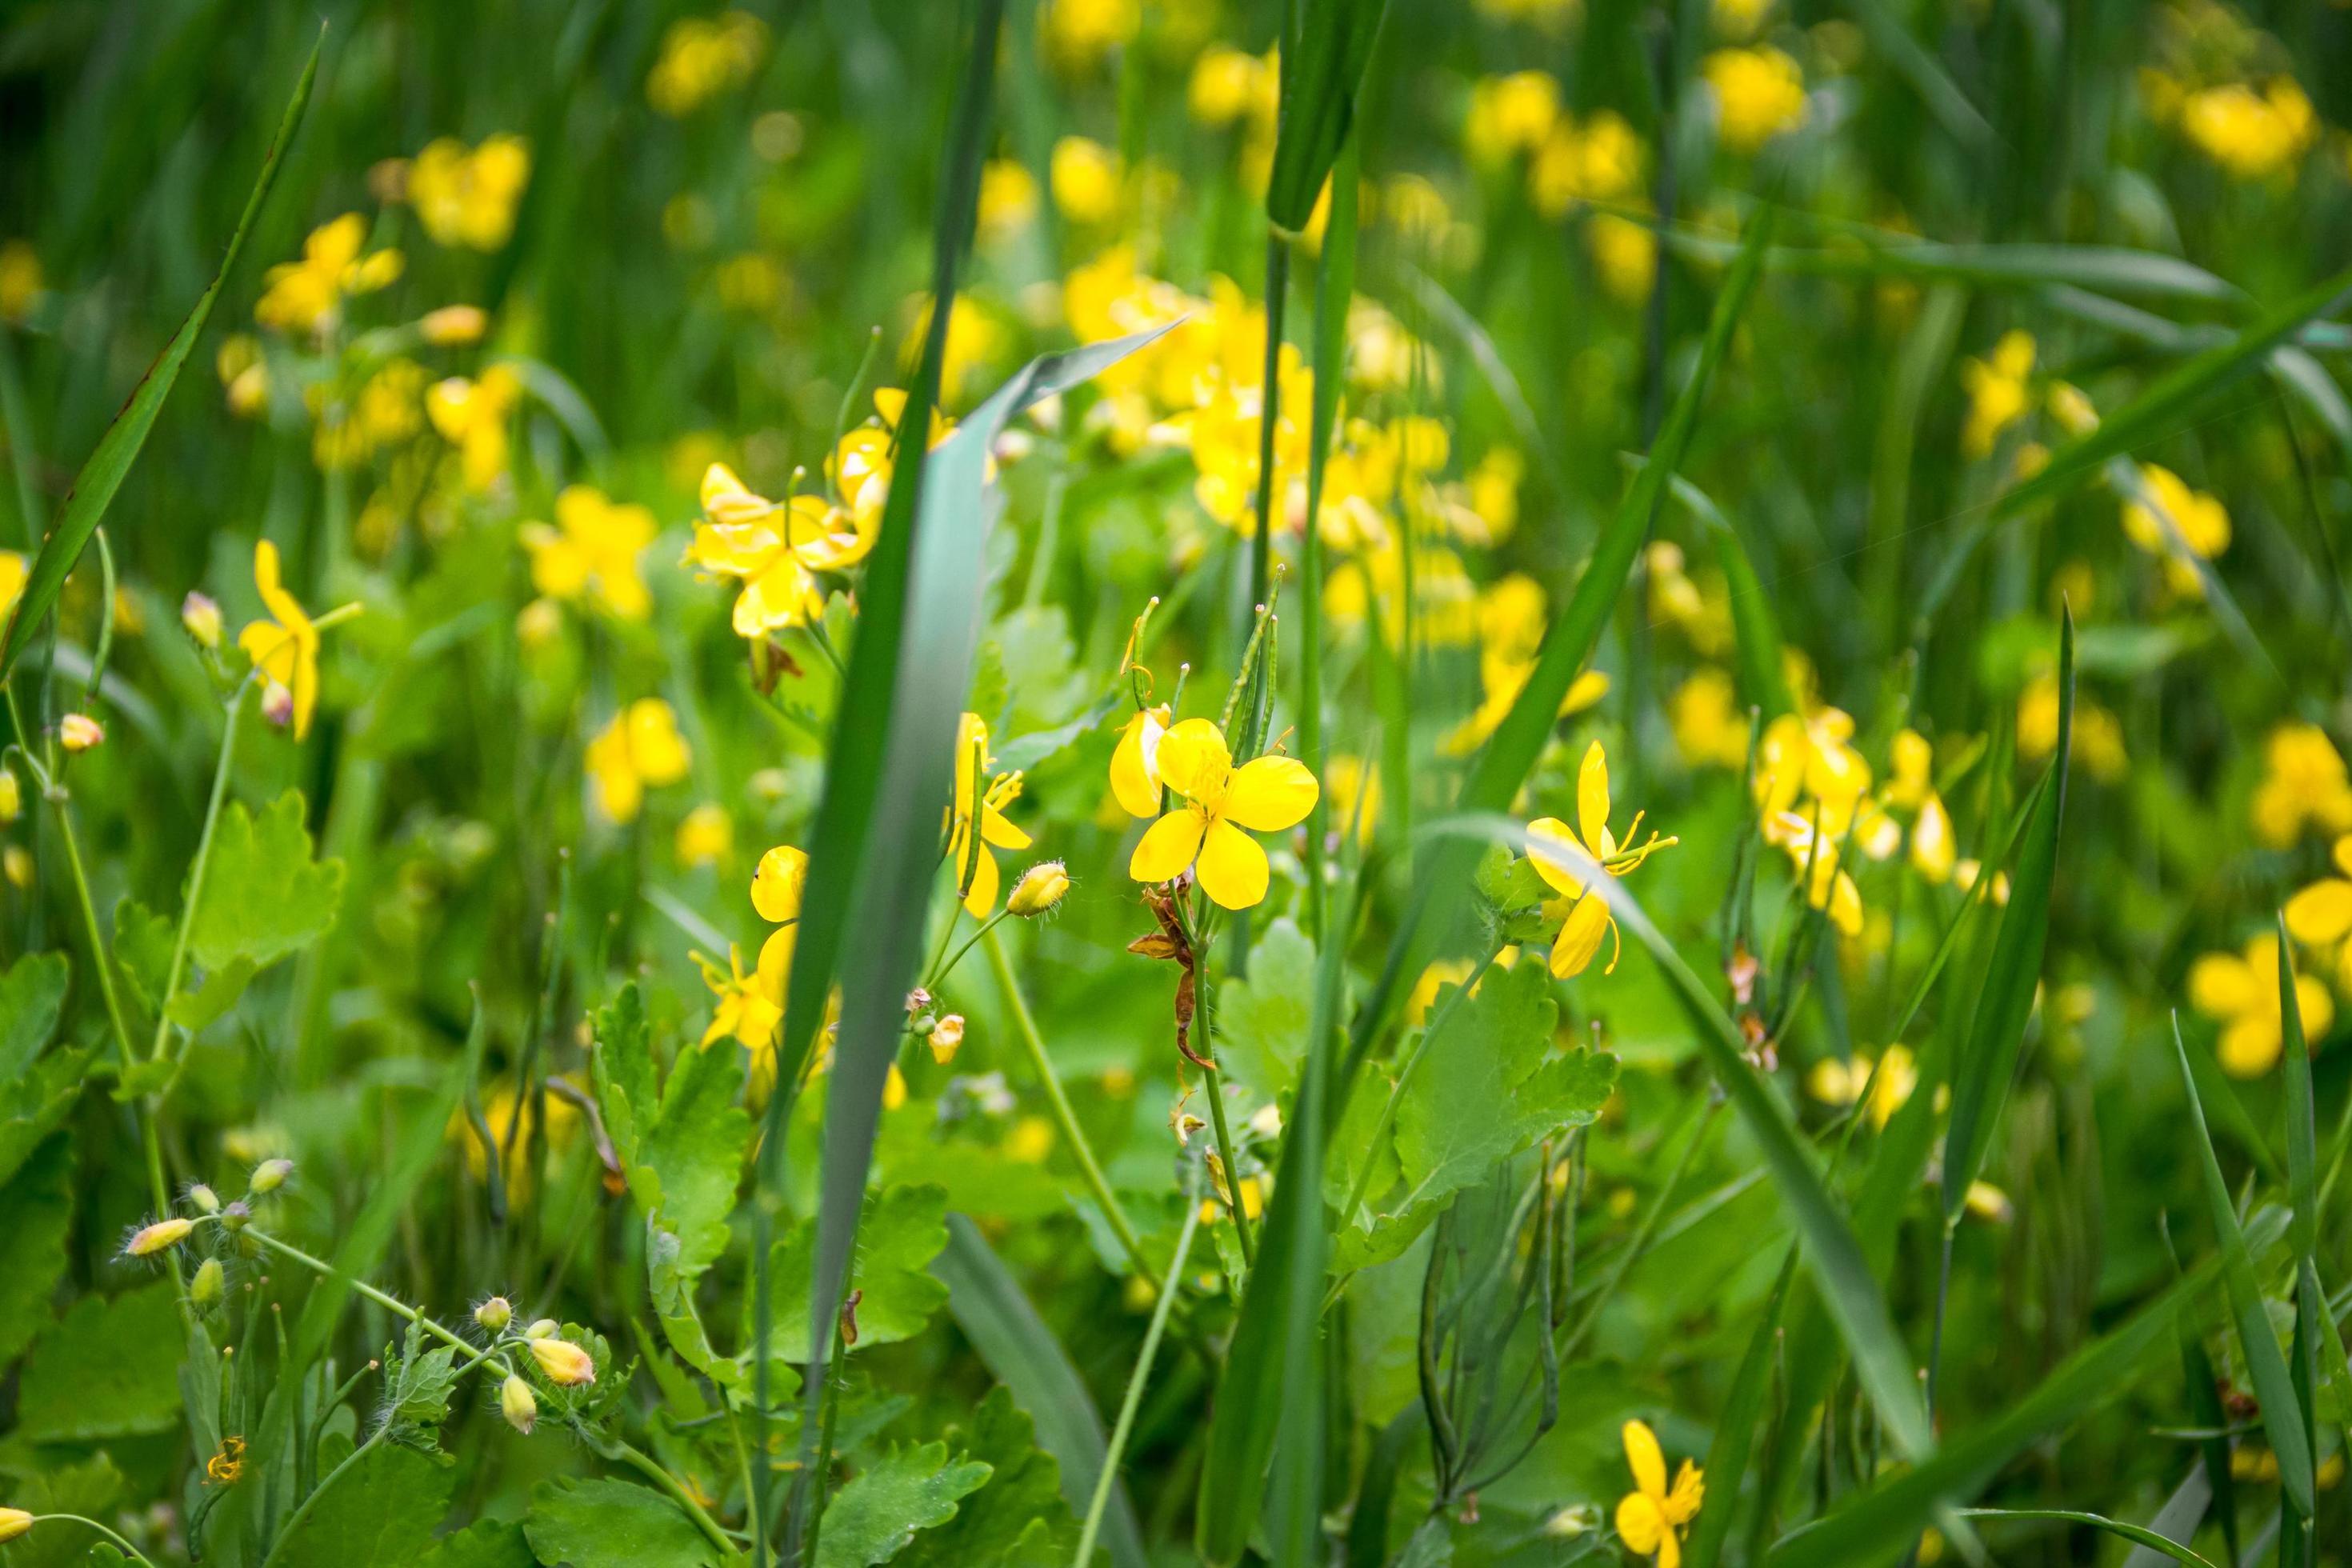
[2253,722,2352,847]
[523,486,656,621]
[1189,46,1274,130]
[1705,46,1807,154]
[237,540,324,740]
[1323,754,1382,845]
[2190,932,2332,1077]
[585,698,690,824]
[948,714,1031,917]
[1587,212,1658,305]
[1466,72,1562,166]
[647,12,766,117]
[1615,1419,1703,1567]
[978,160,1040,244]
[1670,668,1751,770]
[218,333,270,417]
[2180,79,2314,179]
[1126,717,1318,911]
[421,304,488,346]
[1051,136,1123,226]
[1530,110,1644,217]
[406,135,530,250]
[675,802,733,869]
[256,214,402,337]
[426,364,522,491]
[2121,464,2230,597]
[1960,330,2035,458]
[1040,0,1138,71]
[1526,742,1677,978]
[1806,1044,1917,1130]
[0,239,42,324]
[2017,672,2128,783]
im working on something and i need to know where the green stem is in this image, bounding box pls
[51,794,135,1067]
[982,925,1158,1292]
[244,1230,482,1363]
[609,1435,738,1558]
[27,1514,159,1568]
[1074,1176,1202,1568]
[1194,958,1254,1265]
[260,1426,387,1568]
[148,676,254,1062]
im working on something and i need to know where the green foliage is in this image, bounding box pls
[0,1132,73,1367]
[898,1388,1077,1568]
[15,1282,185,1442]
[2,1455,126,1568]
[813,1442,992,1568]
[1213,916,1314,1113]
[758,1183,951,1366]
[186,790,345,973]
[0,950,69,1077]
[523,1478,717,1568]
[274,1441,457,1566]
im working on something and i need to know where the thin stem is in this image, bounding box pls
[149,676,255,1062]
[52,796,136,1066]
[1074,1176,1203,1568]
[1192,950,1254,1265]
[609,1435,738,1557]
[245,1230,478,1361]
[260,1426,388,1568]
[27,1515,159,1568]
[982,925,1159,1293]
[1923,1217,1957,1425]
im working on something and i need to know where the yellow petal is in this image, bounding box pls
[1222,755,1318,832]
[2219,1016,2282,1078]
[1195,818,1270,910]
[252,539,312,637]
[1622,1420,1668,1500]
[962,843,1001,918]
[1550,892,1610,978]
[1154,717,1232,802]
[289,641,318,741]
[2284,879,2352,946]
[238,621,301,689]
[1577,741,1611,854]
[1526,818,1590,899]
[1129,809,1206,883]
[2295,975,2334,1042]
[981,802,1033,850]
[1664,1460,1705,1525]
[1910,795,1956,883]
[734,554,821,635]
[1615,1492,1666,1554]
[755,923,796,997]
[627,700,691,785]
[751,846,809,923]
[1110,706,1170,818]
[2187,954,2258,1020]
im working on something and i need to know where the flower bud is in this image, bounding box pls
[248,1158,294,1194]
[126,1216,195,1257]
[526,1334,597,1386]
[500,1373,538,1434]
[219,1200,252,1232]
[0,770,19,823]
[421,305,489,346]
[182,591,223,650]
[474,1295,513,1332]
[522,1317,558,1339]
[58,713,103,752]
[1,846,27,889]
[0,1509,31,1543]
[190,1258,226,1307]
[1006,860,1070,918]
[928,1014,966,1066]
[186,1182,221,1214]
[262,681,295,730]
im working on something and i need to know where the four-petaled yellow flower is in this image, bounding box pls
[682,462,878,636]
[406,135,531,251]
[1526,742,1676,978]
[584,698,690,824]
[1959,330,2034,459]
[522,485,657,621]
[2189,932,2334,1078]
[697,843,808,1100]
[238,542,323,739]
[1124,717,1318,911]
[2285,836,2352,994]
[1616,1419,1703,1567]
[948,714,1031,916]
[255,214,402,337]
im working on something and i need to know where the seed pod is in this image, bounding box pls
[126,1217,195,1257]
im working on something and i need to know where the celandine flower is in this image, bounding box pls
[946,715,1030,916]
[1125,718,1317,912]
[584,699,690,824]
[238,542,323,739]
[1615,1419,1703,1567]
[1526,742,1675,978]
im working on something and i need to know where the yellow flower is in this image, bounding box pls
[1960,330,2035,458]
[255,214,402,337]
[1670,668,1752,770]
[0,239,42,325]
[674,802,733,869]
[1806,1044,1917,1130]
[1189,46,1273,129]
[0,1509,30,1544]
[1109,703,1174,818]
[1445,656,1610,756]
[585,698,690,823]
[978,160,1040,244]
[218,333,269,416]
[1466,72,1562,166]
[1051,136,1122,226]
[58,713,102,753]
[2190,933,2334,1078]
[450,1083,580,1199]
[2253,722,2352,848]
[421,304,488,346]
[406,135,531,250]
[522,486,656,620]
[1615,1419,1704,1567]
[949,714,1031,917]
[2121,464,2230,597]
[753,844,809,923]
[1856,730,1958,882]
[236,540,325,740]
[1126,718,1318,911]
[1530,110,1645,216]
[0,550,25,621]
[1762,807,1864,937]
[2018,672,2128,782]
[684,462,875,638]
[426,365,522,491]
[1040,0,1138,70]
[1704,46,1806,154]
[2180,79,2314,180]
[1754,707,1872,824]
[1588,212,1659,305]
[526,1334,597,1386]
[646,11,766,117]
[1526,742,1677,978]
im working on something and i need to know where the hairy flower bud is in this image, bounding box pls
[0,1509,32,1543]
[0,770,19,823]
[500,1373,538,1434]
[928,1014,966,1065]
[219,1200,252,1232]
[186,1183,221,1214]
[190,1258,226,1307]
[474,1295,513,1332]
[126,1217,195,1257]
[248,1158,294,1194]
[58,713,103,753]
[522,1318,558,1340]
[526,1334,597,1386]
[182,591,223,650]
[1006,860,1070,917]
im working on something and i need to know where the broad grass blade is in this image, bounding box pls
[2276,917,2317,1260]
[1956,1509,2221,1568]
[0,29,322,682]
[1941,609,2072,1223]
[2169,1016,2314,1521]
[1297,133,1358,937]
[1702,508,1793,720]
[1263,0,1387,234]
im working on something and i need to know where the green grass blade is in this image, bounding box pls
[2175,1307,2241,1568]
[1767,1261,2214,1568]
[1662,226,2246,302]
[1836,0,1992,149]
[1954,1509,2221,1568]
[932,1215,1148,1568]
[2169,1015,2314,1520]
[1942,609,2072,1222]
[1262,0,1387,234]
[1436,812,1932,1460]
[1686,1246,1799,1568]
[1196,850,1358,1563]
[2276,916,2317,1261]
[0,28,322,683]
[1297,132,1358,938]
[1701,509,1794,721]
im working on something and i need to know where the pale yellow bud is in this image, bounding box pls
[500,1373,538,1433]
[248,1158,294,1194]
[1006,860,1070,918]
[522,1318,558,1339]
[0,1508,31,1543]
[126,1217,195,1257]
[421,305,489,346]
[190,1258,226,1306]
[475,1296,513,1331]
[526,1334,597,1386]
[2,846,27,889]
[182,591,223,650]
[0,769,18,822]
[186,1183,221,1214]
[928,1014,966,1065]
[58,714,103,752]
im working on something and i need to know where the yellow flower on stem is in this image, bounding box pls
[1526,741,1676,978]
[236,541,326,739]
[584,698,690,824]
[2285,834,2352,992]
[426,365,522,491]
[1615,1419,1703,1567]
[406,134,531,251]
[522,485,657,620]
[948,714,1030,916]
[255,214,402,336]
[1126,718,1318,912]
[684,462,875,637]
[1109,703,1174,817]
[2189,932,2334,1078]
[1959,330,2035,459]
